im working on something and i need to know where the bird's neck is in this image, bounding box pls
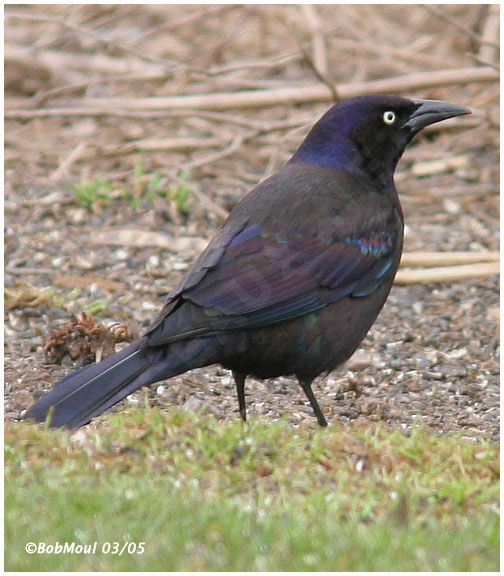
[289,136,396,189]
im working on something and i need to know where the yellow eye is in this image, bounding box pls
[383,111,396,125]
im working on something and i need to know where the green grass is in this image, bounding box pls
[72,177,117,211]
[5,408,499,571]
[132,157,192,214]
[72,160,193,214]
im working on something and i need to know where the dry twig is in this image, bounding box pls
[6,67,497,118]
[131,5,232,45]
[83,137,223,159]
[423,5,499,49]
[51,142,88,180]
[6,10,176,69]
[478,4,500,67]
[400,251,499,267]
[300,5,329,79]
[396,262,499,284]
[183,134,247,172]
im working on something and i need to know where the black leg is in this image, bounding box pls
[299,379,328,427]
[233,371,247,421]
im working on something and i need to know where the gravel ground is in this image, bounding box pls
[5,176,499,442]
[5,4,499,442]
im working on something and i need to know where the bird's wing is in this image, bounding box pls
[146,222,396,344]
[186,224,395,312]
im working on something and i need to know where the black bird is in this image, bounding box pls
[26,95,470,428]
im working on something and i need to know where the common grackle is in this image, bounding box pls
[26,95,470,428]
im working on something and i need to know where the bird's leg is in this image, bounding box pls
[233,371,247,421]
[299,379,328,427]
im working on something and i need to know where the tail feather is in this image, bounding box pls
[25,337,216,428]
[25,339,149,428]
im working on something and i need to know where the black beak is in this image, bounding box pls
[404,99,471,132]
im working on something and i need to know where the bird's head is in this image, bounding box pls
[290,94,470,185]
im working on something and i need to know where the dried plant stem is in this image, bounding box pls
[396,262,499,284]
[5,45,168,77]
[423,5,499,49]
[405,182,495,199]
[478,5,500,67]
[400,251,499,267]
[183,134,247,172]
[5,11,172,68]
[132,5,232,45]
[50,142,88,180]
[83,137,224,159]
[6,67,497,118]
[301,5,328,77]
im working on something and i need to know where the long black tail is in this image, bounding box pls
[25,337,216,428]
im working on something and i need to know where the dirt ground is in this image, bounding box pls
[5,5,499,441]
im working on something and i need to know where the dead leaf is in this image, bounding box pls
[44,312,133,365]
[54,274,123,291]
[5,281,56,310]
